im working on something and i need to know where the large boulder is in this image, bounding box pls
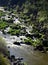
[13,42,20,45]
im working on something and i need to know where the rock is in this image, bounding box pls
[35,45,44,51]
[26,33,42,39]
[43,39,48,47]
[10,55,15,62]
[2,30,6,35]
[17,57,23,60]
[13,42,21,45]
[7,55,10,59]
[8,46,10,48]
[13,63,16,65]
[11,55,15,59]
[13,57,23,65]
[34,45,47,53]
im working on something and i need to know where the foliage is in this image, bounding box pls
[32,38,42,47]
[0,11,5,17]
[0,53,10,65]
[0,0,48,49]
[0,21,8,30]
[24,62,27,65]
[8,28,20,35]
[0,37,9,56]
[0,37,10,65]
[4,0,48,48]
[24,37,33,45]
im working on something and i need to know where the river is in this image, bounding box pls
[0,31,48,65]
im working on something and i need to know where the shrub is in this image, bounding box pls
[0,37,9,56]
[0,53,10,65]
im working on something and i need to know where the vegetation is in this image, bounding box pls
[0,53,10,65]
[8,28,20,35]
[0,0,48,51]
[24,62,27,65]
[0,0,48,65]
[24,37,33,45]
[0,0,48,50]
[0,37,9,55]
[14,0,48,51]
[0,11,5,17]
[0,37,10,65]
[0,21,8,30]
[24,37,42,46]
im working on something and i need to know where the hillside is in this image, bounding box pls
[0,0,48,51]
[0,0,48,65]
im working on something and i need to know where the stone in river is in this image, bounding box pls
[13,42,21,45]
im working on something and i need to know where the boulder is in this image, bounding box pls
[10,55,15,62]
[13,42,20,45]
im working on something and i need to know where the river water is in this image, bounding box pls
[0,31,48,65]
[8,44,48,65]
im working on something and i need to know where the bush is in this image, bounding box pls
[32,38,42,47]
[0,53,10,65]
[0,37,9,56]
[8,28,20,35]
[0,37,10,65]
[0,11,5,17]
[24,37,33,45]
[0,21,8,30]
